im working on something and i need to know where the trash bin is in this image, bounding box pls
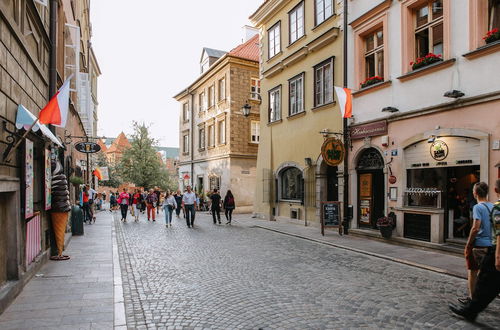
[70,204,84,235]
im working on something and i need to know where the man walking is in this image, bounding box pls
[210,189,222,224]
[182,186,197,228]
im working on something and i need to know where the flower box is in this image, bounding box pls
[377,216,395,239]
[360,76,384,89]
[484,28,500,44]
[410,53,442,71]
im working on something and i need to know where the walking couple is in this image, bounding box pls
[209,189,236,225]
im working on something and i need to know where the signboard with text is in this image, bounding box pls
[75,141,101,154]
[321,201,342,236]
[350,121,387,140]
[321,138,345,166]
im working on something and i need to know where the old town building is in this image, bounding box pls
[250,0,344,224]
[174,33,260,213]
[105,131,131,165]
[346,0,500,245]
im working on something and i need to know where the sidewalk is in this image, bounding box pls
[0,211,119,330]
[235,215,468,279]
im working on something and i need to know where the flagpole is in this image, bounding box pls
[342,0,349,235]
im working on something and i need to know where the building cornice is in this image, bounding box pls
[350,0,392,29]
[249,0,288,26]
[179,153,258,165]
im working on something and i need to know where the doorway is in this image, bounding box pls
[357,148,385,229]
[326,165,338,201]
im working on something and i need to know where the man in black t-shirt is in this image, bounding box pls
[210,189,222,224]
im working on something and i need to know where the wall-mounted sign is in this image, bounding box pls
[25,140,34,219]
[350,120,387,140]
[321,138,345,166]
[359,173,372,197]
[75,141,101,154]
[429,140,449,161]
[44,149,52,210]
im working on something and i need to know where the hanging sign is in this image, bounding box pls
[25,140,34,218]
[44,149,52,210]
[429,140,449,161]
[321,138,345,166]
[75,141,101,154]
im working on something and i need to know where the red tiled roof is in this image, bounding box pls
[107,132,131,153]
[228,34,259,62]
[97,139,107,152]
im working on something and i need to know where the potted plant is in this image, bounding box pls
[483,28,500,44]
[360,76,384,89]
[410,53,442,70]
[376,216,395,239]
[69,176,84,186]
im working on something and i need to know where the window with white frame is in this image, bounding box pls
[218,120,226,144]
[251,78,261,100]
[289,2,305,44]
[208,85,215,108]
[199,92,206,112]
[251,121,260,143]
[269,86,281,122]
[183,133,189,153]
[314,58,334,107]
[218,77,226,101]
[289,73,304,116]
[364,29,384,79]
[268,22,281,59]
[414,0,444,58]
[198,127,205,150]
[209,176,220,191]
[208,124,215,147]
[182,102,189,121]
[315,0,333,26]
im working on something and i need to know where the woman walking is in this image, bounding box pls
[132,189,141,222]
[82,186,91,223]
[174,190,183,218]
[146,189,158,221]
[117,188,130,222]
[162,191,177,227]
[223,190,235,225]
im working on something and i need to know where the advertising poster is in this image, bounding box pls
[45,148,52,210]
[360,198,371,224]
[100,167,109,181]
[25,139,34,218]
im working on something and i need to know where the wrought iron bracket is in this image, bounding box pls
[2,120,24,163]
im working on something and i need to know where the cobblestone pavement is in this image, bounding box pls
[115,211,500,329]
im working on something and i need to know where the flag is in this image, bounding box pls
[38,78,71,127]
[15,105,63,147]
[334,86,352,118]
[93,168,103,180]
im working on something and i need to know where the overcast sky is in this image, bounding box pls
[90,0,263,147]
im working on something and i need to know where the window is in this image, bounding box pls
[182,102,189,121]
[251,78,261,100]
[268,86,281,122]
[289,73,304,116]
[208,85,215,108]
[489,0,500,31]
[251,121,260,143]
[218,120,226,144]
[218,77,226,101]
[314,58,334,107]
[183,133,189,153]
[315,0,333,25]
[198,127,205,150]
[414,0,444,58]
[208,124,215,147]
[209,176,220,191]
[289,2,305,44]
[199,92,206,112]
[280,167,303,200]
[364,29,384,79]
[268,22,281,59]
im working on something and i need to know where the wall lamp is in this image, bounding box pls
[305,157,313,167]
[427,135,436,143]
[444,90,465,98]
[241,103,251,117]
[382,106,399,113]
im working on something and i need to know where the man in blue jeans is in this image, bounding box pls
[182,186,197,228]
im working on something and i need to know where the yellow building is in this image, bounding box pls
[250,0,344,225]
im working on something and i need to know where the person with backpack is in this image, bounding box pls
[209,189,222,224]
[146,189,158,221]
[109,192,117,212]
[223,190,235,225]
[450,180,500,321]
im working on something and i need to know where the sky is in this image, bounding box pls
[90,0,263,148]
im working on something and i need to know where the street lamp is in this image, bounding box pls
[241,103,251,117]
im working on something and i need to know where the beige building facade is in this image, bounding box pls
[174,36,260,213]
[250,0,345,225]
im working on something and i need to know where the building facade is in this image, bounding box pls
[174,35,260,213]
[346,0,500,244]
[250,0,344,225]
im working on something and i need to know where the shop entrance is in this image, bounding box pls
[326,165,338,201]
[357,148,385,229]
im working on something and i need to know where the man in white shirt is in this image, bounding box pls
[182,186,197,228]
[86,184,97,222]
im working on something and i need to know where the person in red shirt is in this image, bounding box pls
[117,188,130,222]
[82,186,91,223]
[132,189,141,222]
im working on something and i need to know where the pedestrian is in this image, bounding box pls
[146,189,158,221]
[449,179,500,321]
[182,185,197,228]
[86,184,97,223]
[163,191,177,228]
[132,189,141,222]
[155,187,162,215]
[81,186,91,223]
[209,189,222,224]
[223,190,235,224]
[141,190,147,214]
[128,190,135,218]
[174,190,183,218]
[117,188,130,222]
[109,192,117,212]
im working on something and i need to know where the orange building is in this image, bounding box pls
[105,132,131,164]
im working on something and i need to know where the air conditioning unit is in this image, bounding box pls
[290,208,301,220]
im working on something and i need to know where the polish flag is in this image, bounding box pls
[39,78,71,127]
[334,86,352,118]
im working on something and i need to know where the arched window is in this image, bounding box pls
[280,167,303,201]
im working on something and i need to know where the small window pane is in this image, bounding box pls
[376,30,384,46]
[415,29,429,58]
[432,0,443,20]
[365,54,375,78]
[432,23,443,55]
[416,5,429,28]
[376,51,384,78]
[489,0,500,30]
[366,34,375,52]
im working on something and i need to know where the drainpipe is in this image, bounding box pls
[190,91,195,188]
[343,0,349,235]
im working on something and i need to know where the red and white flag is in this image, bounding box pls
[39,78,71,127]
[334,86,352,118]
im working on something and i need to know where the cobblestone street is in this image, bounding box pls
[115,211,500,329]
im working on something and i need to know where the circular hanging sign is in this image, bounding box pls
[74,142,101,154]
[429,140,448,161]
[389,175,397,184]
[321,138,345,166]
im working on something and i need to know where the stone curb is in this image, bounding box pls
[254,225,466,280]
[112,220,127,329]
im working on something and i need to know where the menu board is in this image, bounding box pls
[44,148,52,210]
[322,202,340,227]
[25,140,34,218]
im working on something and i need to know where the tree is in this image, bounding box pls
[96,152,122,188]
[118,122,170,190]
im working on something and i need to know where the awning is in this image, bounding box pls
[15,105,63,147]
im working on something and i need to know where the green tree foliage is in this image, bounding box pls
[96,152,122,188]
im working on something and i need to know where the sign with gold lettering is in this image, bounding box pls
[321,138,345,166]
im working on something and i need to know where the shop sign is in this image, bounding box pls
[75,141,101,154]
[350,121,387,140]
[44,149,52,210]
[429,140,449,161]
[321,201,342,236]
[321,138,345,166]
[25,139,34,218]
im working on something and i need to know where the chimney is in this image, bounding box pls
[242,25,259,42]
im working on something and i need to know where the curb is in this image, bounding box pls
[254,225,466,280]
[112,214,127,329]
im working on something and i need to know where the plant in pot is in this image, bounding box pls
[69,176,84,186]
[376,216,395,239]
[483,28,500,44]
[360,76,384,89]
[410,53,442,70]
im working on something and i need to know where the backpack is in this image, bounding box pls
[490,201,500,238]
